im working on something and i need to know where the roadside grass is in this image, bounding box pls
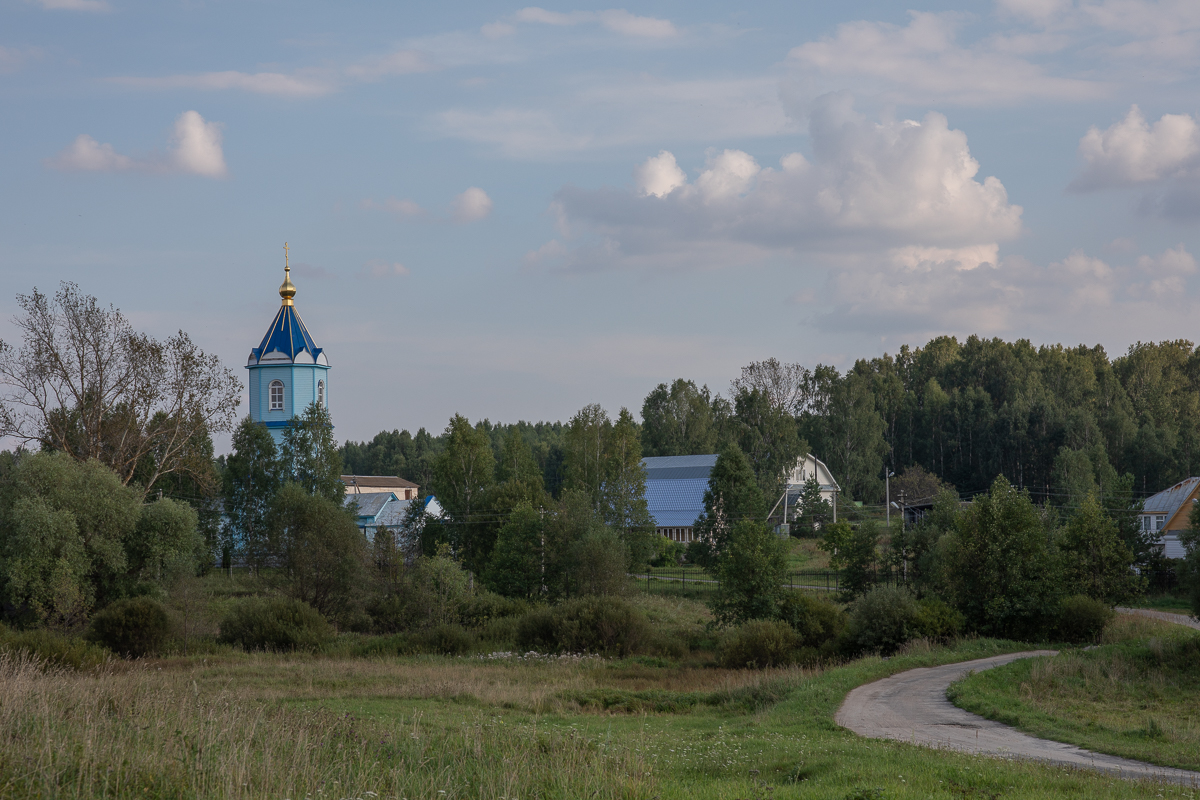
[1129,592,1194,614]
[5,634,1198,799]
[948,615,1200,771]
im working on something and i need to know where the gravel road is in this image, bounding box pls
[835,651,1200,786]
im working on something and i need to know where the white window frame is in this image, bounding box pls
[269,380,284,411]
[317,380,325,407]
[1155,515,1166,531]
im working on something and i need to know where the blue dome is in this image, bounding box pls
[248,304,327,366]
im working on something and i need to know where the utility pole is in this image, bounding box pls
[885,470,894,528]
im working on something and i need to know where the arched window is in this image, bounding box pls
[269,380,284,411]
[317,380,325,407]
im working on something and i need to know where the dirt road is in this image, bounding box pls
[835,651,1200,785]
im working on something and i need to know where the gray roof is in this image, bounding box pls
[643,454,719,481]
[1142,477,1200,521]
[344,492,393,519]
[374,498,416,528]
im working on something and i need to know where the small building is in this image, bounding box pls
[344,491,443,540]
[783,453,841,508]
[643,452,842,542]
[643,454,718,543]
[342,474,419,500]
[1140,477,1199,559]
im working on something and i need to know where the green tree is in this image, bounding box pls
[1056,492,1137,603]
[601,408,656,570]
[0,283,241,498]
[793,475,831,538]
[431,414,496,571]
[280,402,344,503]
[0,452,198,625]
[820,519,880,599]
[222,417,281,571]
[729,387,805,501]
[484,503,546,599]
[564,403,611,510]
[690,444,766,568]
[711,520,788,624]
[268,482,366,620]
[640,379,724,457]
[941,476,1060,638]
[1184,504,1200,620]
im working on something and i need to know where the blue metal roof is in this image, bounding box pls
[250,303,325,364]
[644,477,709,528]
[643,454,718,481]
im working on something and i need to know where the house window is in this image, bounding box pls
[269,380,284,411]
[317,380,325,407]
[1155,515,1166,531]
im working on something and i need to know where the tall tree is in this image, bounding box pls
[730,387,805,502]
[222,417,281,571]
[1056,492,1137,603]
[564,403,611,511]
[601,407,656,569]
[431,414,495,569]
[691,444,765,566]
[279,402,344,503]
[0,283,241,497]
[641,379,727,457]
[731,358,810,413]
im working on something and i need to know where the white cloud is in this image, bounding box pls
[344,50,433,81]
[1071,105,1200,190]
[360,261,410,279]
[48,134,134,172]
[818,245,1200,345]
[634,151,686,197]
[513,7,677,38]
[112,71,335,97]
[786,10,1105,106]
[538,94,1022,271]
[48,111,227,178]
[481,21,516,39]
[29,0,109,11]
[169,110,226,177]
[453,187,493,222]
[434,76,790,158]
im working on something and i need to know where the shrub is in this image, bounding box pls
[515,596,651,657]
[844,586,918,656]
[86,597,173,658]
[461,591,528,627]
[718,620,799,669]
[911,597,964,641]
[414,623,477,655]
[777,591,846,648]
[0,625,109,670]
[1055,594,1114,643]
[217,597,333,652]
[650,538,685,568]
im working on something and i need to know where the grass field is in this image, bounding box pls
[4,625,1200,799]
[949,614,1200,772]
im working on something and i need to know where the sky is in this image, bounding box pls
[3,0,1200,452]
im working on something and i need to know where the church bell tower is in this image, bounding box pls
[246,243,330,444]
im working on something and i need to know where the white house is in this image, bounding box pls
[1140,477,1199,559]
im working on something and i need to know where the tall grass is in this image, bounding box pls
[0,653,656,799]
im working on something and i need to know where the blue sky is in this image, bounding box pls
[3,0,1200,450]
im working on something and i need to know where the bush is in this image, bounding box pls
[718,620,799,669]
[650,538,685,568]
[911,597,964,642]
[461,591,529,627]
[844,586,918,656]
[86,597,173,657]
[515,596,651,657]
[217,597,333,652]
[414,623,477,655]
[777,591,846,648]
[0,625,110,670]
[1055,594,1114,643]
